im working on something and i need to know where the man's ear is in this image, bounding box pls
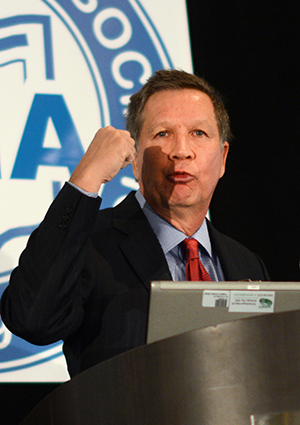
[220,141,229,178]
[132,154,140,182]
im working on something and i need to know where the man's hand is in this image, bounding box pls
[69,126,136,193]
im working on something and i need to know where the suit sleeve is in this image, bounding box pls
[0,183,101,345]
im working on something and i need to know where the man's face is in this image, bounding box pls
[132,89,229,218]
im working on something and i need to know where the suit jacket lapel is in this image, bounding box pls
[207,219,243,280]
[112,192,172,291]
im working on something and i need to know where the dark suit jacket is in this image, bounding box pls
[1,184,269,377]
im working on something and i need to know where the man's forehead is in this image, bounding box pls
[146,87,212,102]
[144,89,215,114]
[141,89,218,128]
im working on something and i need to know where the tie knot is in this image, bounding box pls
[181,238,199,261]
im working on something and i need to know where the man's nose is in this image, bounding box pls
[168,135,195,160]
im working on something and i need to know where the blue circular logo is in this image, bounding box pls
[0,0,173,379]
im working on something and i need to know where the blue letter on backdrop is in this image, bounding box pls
[11,94,84,179]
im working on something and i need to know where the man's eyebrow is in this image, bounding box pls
[143,119,218,137]
[142,122,168,137]
[195,120,218,135]
[191,119,216,128]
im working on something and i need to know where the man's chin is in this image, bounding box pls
[166,190,209,211]
[167,187,196,205]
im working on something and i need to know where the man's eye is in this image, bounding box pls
[156,131,167,137]
[195,130,205,136]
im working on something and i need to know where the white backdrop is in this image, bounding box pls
[0,0,193,382]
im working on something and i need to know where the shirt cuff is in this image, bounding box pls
[67,181,99,198]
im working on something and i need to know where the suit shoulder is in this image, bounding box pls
[207,219,257,255]
[206,220,270,280]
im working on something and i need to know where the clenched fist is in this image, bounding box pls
[69,126,136,193]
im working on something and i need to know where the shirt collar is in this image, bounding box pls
[135,190,212,257]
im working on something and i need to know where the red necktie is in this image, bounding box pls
[181,238,212,281]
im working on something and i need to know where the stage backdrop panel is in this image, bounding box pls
[0,0,193,382]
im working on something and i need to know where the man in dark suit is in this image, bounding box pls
[0,70,269,378]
